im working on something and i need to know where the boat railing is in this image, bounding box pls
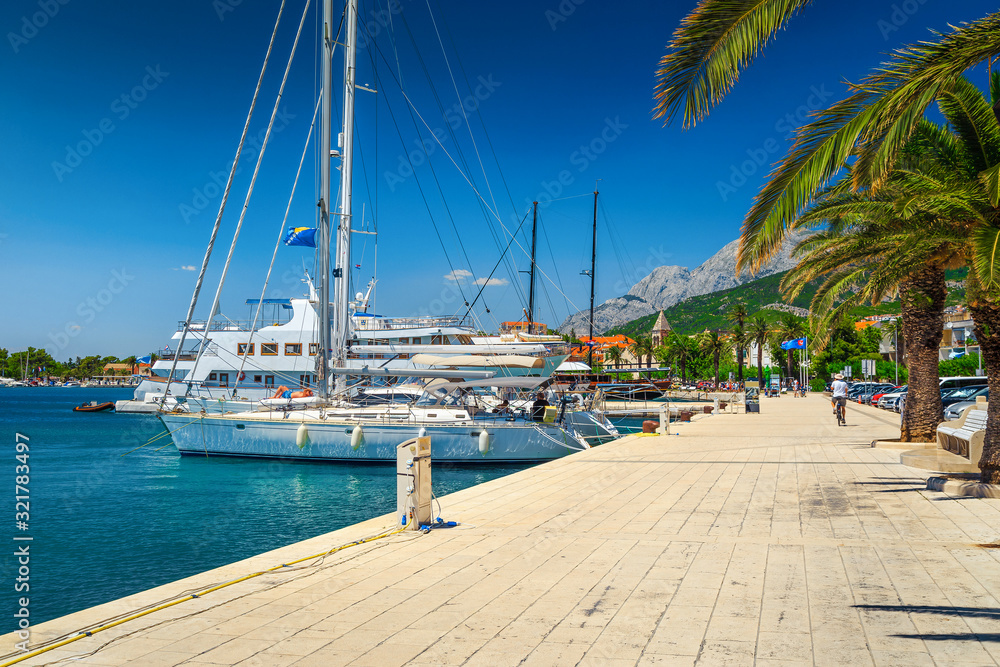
[159,345,218,360]
[352,315,465,331]
[177,318,290,332]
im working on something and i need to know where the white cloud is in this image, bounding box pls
[172,265,197,271]
[444,269,473,282]
[474,277,508,286]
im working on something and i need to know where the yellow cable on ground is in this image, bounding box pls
[0,524,408,667]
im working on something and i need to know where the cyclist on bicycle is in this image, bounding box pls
[831,373,848,421]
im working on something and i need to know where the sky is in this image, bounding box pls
[1,0,998,360]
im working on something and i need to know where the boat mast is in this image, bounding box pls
[316,0,335,400]
[331,0,358,396]
[588,188,598,368]
[528,201,537,333]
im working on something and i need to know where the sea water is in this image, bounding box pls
[0,387,529,633]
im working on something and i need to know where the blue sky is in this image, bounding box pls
[1,0,997,359]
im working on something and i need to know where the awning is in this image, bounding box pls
[556,361,591,372]
[410,354,545,369]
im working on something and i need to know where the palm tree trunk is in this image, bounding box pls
[756,348,763,386]
[714,353,720,387]
[899,266,945,443]
[786,349,793,378]
[736,349,744,382]
[968,298,1000,483]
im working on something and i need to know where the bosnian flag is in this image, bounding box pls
[781,338,807,350]
[283,227,317,247]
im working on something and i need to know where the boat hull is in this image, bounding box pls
[159,413,587,463]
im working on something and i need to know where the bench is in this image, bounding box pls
[936,403,988,460]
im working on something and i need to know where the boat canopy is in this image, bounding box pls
[410,354,545,369]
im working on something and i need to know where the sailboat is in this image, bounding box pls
[159,0,598,462]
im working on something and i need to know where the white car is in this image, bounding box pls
[877,386,907,409]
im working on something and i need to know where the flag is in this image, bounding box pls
[283,227,317,247]
[137,355,151,365]
[781,338,807,350]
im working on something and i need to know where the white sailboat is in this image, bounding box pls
[159,0,599,462]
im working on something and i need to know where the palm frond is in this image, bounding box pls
[653,0,814,128]
[971,224,1000,289]
[936,76,1000,172]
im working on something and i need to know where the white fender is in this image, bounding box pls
[296,423,310,449]
[351,425,364,450]
[418,427,427,438]
[478,430,490,454]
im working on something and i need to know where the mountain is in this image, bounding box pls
[558,234,804,335]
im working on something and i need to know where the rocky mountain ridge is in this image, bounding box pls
[558,235,803,335]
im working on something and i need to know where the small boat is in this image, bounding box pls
[73,401,115,413]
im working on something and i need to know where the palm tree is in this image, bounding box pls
[665,332,697,383]
[124,355,138,375]
[773,313,806,378]
[727,302,749,381]
[728,324,749,384]
[629,336,654,369]
[885,317,906,367]
[698,330,731,388]
[747,314,770,386]
[604,345,624,370]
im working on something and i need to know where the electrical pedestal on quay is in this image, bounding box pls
[396,436,432,530]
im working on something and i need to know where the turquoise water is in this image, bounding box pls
[0,388,529,633]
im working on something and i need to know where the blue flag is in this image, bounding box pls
[137,355,151,365]
[284,227,317,247]
[781,338,807,350]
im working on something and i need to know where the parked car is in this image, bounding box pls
[941,384,988,409]
[871,386,904,407]
[856,384,896,405]
[943,386,989,420]
[877,386,907,409]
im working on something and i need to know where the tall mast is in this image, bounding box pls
[528,201,537,332]
[331,0,358,396]
[316,0,337,399]
[588,188,598,368]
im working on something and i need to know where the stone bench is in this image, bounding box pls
[936,404,987,460]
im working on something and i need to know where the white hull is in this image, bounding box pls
[159,412,588,463]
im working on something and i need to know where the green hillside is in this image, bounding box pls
[606,268,968,338]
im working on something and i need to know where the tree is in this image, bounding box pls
[604,345,624,369]
[727,302,749,381]
[747,314,770,384]
[665,332,697,383]
[698,330,731,388]
[630,336,654,369]
[729,324,749,383]
[124,355,138,375]
[773,312,807,377]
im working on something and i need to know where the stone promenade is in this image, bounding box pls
[4,394,1000,666]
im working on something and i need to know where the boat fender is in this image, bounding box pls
[296,423,310,449]
[478,430,490,455]
[351,425,364,450]
[418,427,427,438]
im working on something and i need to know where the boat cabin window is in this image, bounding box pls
[264,375,275,387]
[398,338,409,345]
[285,344,302,356]
[237,343,254,356]
[219,373,229,387]
[261,343,278,356]
[208,373,217,381]
[412,337,422,344]
[432,335,443,345]
[299,374,311,387]
[457,334,473,344]
[253,375,262,383]
[308,343,319,356]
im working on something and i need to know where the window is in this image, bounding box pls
[261,343,277,356]
[264,375,275,387]
[299,374,311,387]
[208,373,217,381]
[285,343,302,356]
[237,343,254,356]
[253,375,262,383]
[397,337,409,345]
[411,337,422,345]
[431,335,443,345]
[219,373,229,387]
[308,343,319,356]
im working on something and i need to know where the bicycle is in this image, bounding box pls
[834,398,846,426]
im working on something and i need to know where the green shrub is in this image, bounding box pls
[810,377,827,392]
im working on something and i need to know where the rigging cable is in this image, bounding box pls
[160,0,288,405]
